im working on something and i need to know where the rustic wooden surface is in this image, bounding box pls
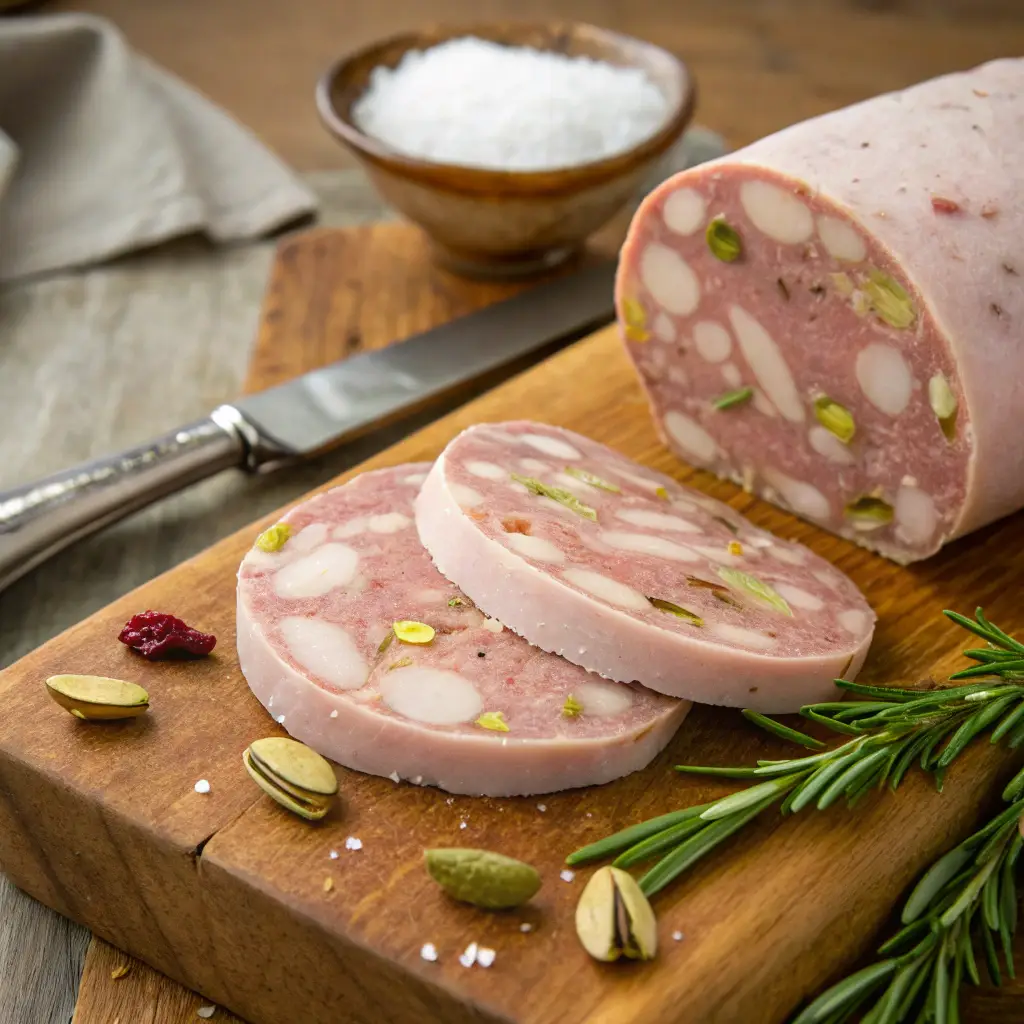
[0,223,1021,1024]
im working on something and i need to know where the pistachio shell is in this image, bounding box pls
[45,674,149,721]
[243,749,333,821]
[706,217,743,262]
[575,866,657,962]
[248,737,338,796]
[246,737,337,821]
[425,848,541,910]
[813,396,856,444]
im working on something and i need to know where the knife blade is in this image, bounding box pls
[0,259,617,591]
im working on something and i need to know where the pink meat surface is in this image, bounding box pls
[414,422,875,712]
[615,58,1023,564]
[236,464,688,797]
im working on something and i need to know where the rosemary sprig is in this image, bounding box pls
[566,609,1024,900]
[792,765,1024,1024]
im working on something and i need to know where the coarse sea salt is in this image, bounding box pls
[352,37,669,172]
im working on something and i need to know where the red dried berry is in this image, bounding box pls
[118,611,217,660]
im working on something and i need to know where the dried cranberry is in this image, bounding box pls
[118,611,217,660]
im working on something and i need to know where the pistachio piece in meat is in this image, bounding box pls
[844,495,894,530]
[716,567,793,617]
[510,474,597,521]
[864,269,916,329]
[705,217,743,263]
[475,711,510,733]
[562,694,584,718]
[425,848,541,910]
[712,387,753,411]
[393,620,435,645]
[928,373,958,441]
[45,674,150,721]
[564,467,621,493]
[813,396,856,444]
[575,865,658,963]
[621,298,649,343]
[647,597,703,626]
[255,522,292,553]
[243,736,338,821]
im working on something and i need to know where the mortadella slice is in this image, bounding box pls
[414,422,875,712]
[236,465,688,797]
[615,58,1023,564]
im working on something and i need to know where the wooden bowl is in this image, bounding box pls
[316,23,696,279]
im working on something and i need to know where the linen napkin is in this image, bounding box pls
[0,12,318,284]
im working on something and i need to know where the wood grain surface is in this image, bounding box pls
[1,223,1023,1024]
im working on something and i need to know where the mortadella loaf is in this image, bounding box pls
[414,422,875,712]
[615,58,1023,564]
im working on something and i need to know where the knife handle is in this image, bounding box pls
[0,409,248,592]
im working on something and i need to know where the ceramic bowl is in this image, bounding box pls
[316,22,696,279]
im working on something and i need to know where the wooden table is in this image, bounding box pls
[13,1,1024,1020]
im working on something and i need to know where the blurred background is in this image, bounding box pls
[24,0,1024,167]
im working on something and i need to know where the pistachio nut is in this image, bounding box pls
[864,269,916,329]
[844,495,894,530]
[243,736,338,821]
[621,297,649,343]
[647,597,703,626]
[45,674,149,721]
[706,217,743,263]
[928,373,958,441]
[424,848,541,910]
[716,567,793,617]
[575,865,658,962]
[813,396,856,444]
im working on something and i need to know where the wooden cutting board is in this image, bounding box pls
[3,223,1022,1024]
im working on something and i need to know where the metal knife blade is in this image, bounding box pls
[233,259,617,464]
[0,259,617,591]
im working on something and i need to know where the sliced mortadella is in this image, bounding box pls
[414,422,875,712]
[236,465,688,797]
[615,58,1024,564]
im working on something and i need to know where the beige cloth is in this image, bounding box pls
[0,12,318,283]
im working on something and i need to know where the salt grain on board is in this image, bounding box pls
[476,947,497,968]
[560,869,576,883]
[345,836,363,851]
[459,942,479,968]
[420,943,438,962]
[194,780,211,795]
[351,37,668,171]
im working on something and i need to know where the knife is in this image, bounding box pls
[0,260,617,592]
